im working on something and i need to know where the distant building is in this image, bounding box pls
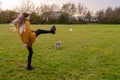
[72,14,98,23]
[72,14,85,21]
[41,11,70,20]
[40,11,98,23]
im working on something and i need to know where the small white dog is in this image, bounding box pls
[54,41,62,48]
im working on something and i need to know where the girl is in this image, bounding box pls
[11,12,56,70]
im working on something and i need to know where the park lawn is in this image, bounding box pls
[0,24,120,80]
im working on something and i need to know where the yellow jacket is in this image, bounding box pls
[19,20,36,47]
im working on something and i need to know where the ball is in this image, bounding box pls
[69,28,73,32]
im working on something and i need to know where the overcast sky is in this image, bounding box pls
[0,0,120,12]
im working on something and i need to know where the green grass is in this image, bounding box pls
[0,24,120,80]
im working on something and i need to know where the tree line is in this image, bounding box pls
[97,7,120,24]
[0,0,120,24]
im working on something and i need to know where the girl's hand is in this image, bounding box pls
[23,43,27,48]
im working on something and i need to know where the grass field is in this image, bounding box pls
[0,24,120,80]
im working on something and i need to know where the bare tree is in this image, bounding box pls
[14,0,36,13]
[40,4,51,13]
[82,7,88,16]
[61,3,71,14]
[70,3,77,15]
[105,7,113,18]
[85,11,91,22]
[61,3,77,15]
[36,3,60,22]
[50,4,60,11]
[36,4,52,22]
[78,2,84,15]
[77,2,88,16]
[96,10,105,23]
[36,4,51,15]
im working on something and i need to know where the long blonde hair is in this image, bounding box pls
[11,13,29,34]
